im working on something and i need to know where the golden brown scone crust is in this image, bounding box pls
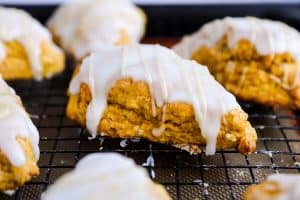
[0,137,39,191]
[191,36,300,109]
[0,40,65,80]
[66,71,257,154]
[243,181,285,200]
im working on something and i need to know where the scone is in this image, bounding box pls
[243,174,300,200]
[42,153,171,200]
[66,44,257,155]
[173,17,300,109]
[47,0,146,60]
[0,77,39,191]
[0,7,65,81]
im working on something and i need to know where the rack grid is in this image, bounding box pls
[1,38,300,200]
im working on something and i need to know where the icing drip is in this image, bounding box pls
[47,0,145,60]
[0,77,39,166]
[139,47,156,117]
[0,7,60,81]
[42,153,166,200]
[161,105,167,123]
[266,174,300,200]
[173,17,300,90]
[68,44,239,155]
[279,63,300,90]
[236,67,249,95]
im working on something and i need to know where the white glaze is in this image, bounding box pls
[173,17,300,62]
[68,44,240,155]
[266,174,300,200]
[0,7,61,81]
[0,76,39,166]
[42,153,168,200]
[47,0,146,60]
[236,67,249,95]
[173,17,300,90]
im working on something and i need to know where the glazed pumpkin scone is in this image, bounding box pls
[0,77,39,191]
[243,174,300,200]
[66,44,257,155]
[42,153,171,200]
[47,0,146,60]
[0,7,65,81]
[173,17,300,109]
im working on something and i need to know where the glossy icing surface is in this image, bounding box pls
[0,77,39,166]
[68,44,240,155]
[0,7,60,80]
[47,0,146,60]
[42,153,170,200]
[173,17,300,62]
[173,17,300,90]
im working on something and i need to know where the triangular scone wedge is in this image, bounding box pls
[243,174,300,200]
[0,7,65,81]
[66,44,257,155]
[0,77,39,191]
[173,17,300,109]
[42,153,171,200]
[47,0,146,60]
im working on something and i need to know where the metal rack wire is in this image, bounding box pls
[0,39,300,200]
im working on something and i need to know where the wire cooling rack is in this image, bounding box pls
[0,38,300,200]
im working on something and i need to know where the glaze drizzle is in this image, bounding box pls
[68,44,240,155]
[0,77,39,166]
[173,17,300,90]
[0,7,60,80]
[47,0,146,60]
[42,153,170,200]
[174,17,300,62]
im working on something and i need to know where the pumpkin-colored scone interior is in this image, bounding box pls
[67,77,257,155]
[0,137,39,191]
[191,36,300,109]
[0,40,65,80]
